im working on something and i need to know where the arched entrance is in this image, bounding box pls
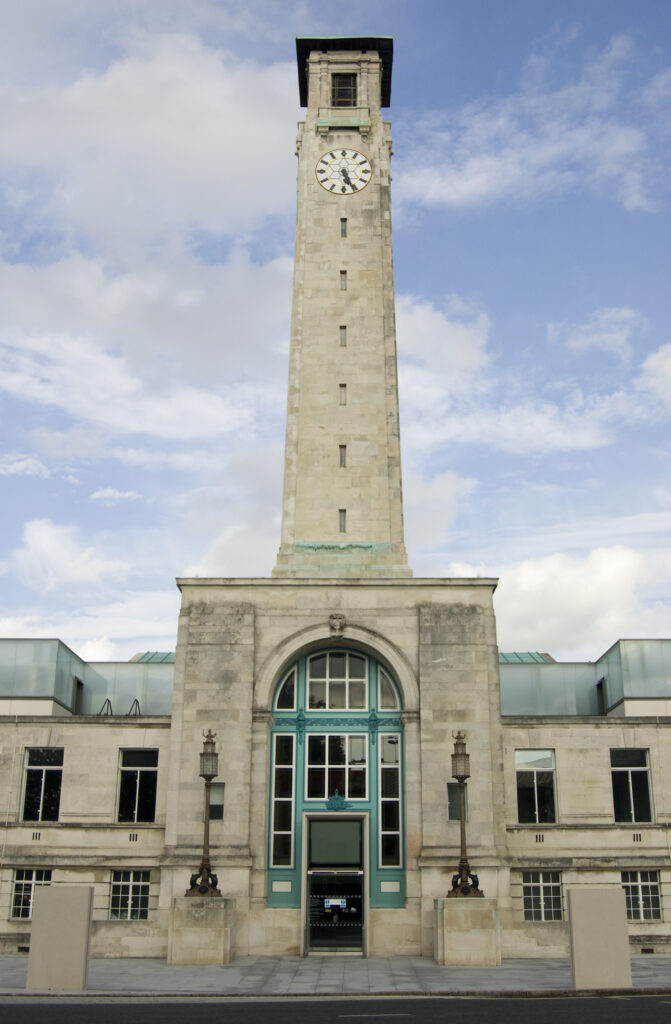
[267,648,405,954]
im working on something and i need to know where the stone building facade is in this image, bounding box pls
[0,38,670,960]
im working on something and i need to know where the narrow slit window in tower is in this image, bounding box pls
[339,509,347,533]
[339,445,347,467]
[340,218,347,238]
[339,384,347,406]
[340,270,347,290]
[339,325,347,346]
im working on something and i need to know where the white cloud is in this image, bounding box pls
[396,294,671,459]
[484,547,644,657]
[0,587,179,659]
[181,444,283,576]
[12,518,130,592]
[395,34,654,212]
[0,34,298,257]
[642,67,671,110]
[0,453,49,477]
[447,545,671,661]
[410,398,614,455]
[74,636,118,661]
[396,293,491,376]
[548,306,647,360]
[0,330,263,440]
[636,343,671,408]
[185,522,279,578]
[403,470,477,552]
[0,250,293,383]
[90,487,142,505]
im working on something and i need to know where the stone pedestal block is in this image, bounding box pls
[27,885,92,991]
[167,897,236,965]
[567,888,631,990]
[434,897,501,966]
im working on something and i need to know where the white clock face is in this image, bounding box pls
[316,149,372,194]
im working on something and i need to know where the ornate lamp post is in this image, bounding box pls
[447,731,484,898]
[185,730,222,897]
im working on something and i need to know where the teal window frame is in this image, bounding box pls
[267,650,405,909]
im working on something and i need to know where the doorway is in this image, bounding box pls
[306,818,364,953]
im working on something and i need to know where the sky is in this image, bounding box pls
[1,0,670,663]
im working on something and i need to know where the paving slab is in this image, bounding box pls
[0,954,670,998]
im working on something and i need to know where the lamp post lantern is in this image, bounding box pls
[447,731,484,898]
[185,730,222,897]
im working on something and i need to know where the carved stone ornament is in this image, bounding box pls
[329,613,346,635]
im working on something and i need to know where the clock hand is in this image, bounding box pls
[341,168,352,186]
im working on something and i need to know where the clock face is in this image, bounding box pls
[315,149,372,194]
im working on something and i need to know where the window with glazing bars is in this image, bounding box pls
[515,750,556,824]
[22,748,63,822]
[271,734,294,866]
[109,869,151,919]
[118,749,158,823]
[11,869,51,919]
[611,749,652,822]
[522,870,562,921]
[621,870,661,920]
[308,651,366,710]
[306,734,367,800]
[380,734,401,866]
[332,73,357,106]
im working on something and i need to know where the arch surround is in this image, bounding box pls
[255,621,419,714]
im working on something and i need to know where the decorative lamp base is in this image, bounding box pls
[185,869,222,898]
[447,869,484,898]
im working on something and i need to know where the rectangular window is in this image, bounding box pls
[339,508,346,533]
[340,270,347,290]
[516,750,556,824]
[621,870,661,920]
[339,383,347,405]
[306,734,367,801]
[332,73,357,107]
[109,869,151,920]
[11,869,51,919]
[611,750,652,822]
[308,651,366,711]
[118,749,158,823]
[447,782,468,821]
[271,734,294,867]
[22,748,63,822]
[339,325,347,347]
[209,782,225,821]
[340,218,347,238]
[380,734,402,866]
[522,870,562,921]
[339,444,347,467]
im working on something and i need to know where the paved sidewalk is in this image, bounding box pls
[0,954,670,997]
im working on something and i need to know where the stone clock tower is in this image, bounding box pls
[274,38,410,578]
[168,37,503,961]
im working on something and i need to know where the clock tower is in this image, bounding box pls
[274,38,411,578]
[170,37,502,961]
